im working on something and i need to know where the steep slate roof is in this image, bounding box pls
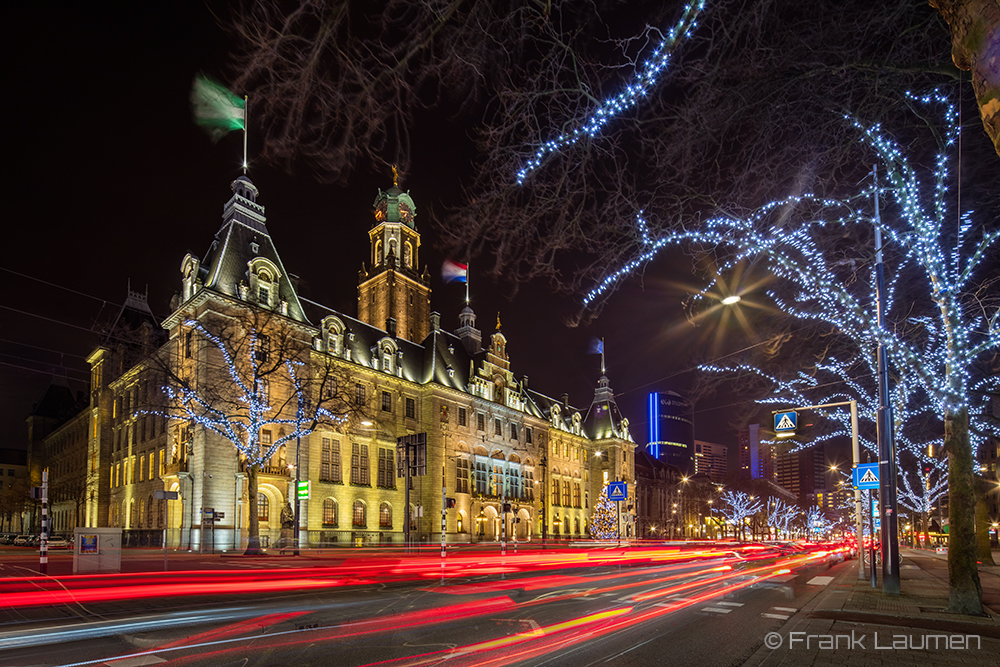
[199,176,308,323]
[582,373,631,441]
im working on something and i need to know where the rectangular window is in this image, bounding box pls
[525,427,532,444]
[405,397,415,419]
[563,481,571,506]
[552,479,560,507]
[321,438,342,482]
[258,285,269,304]
[139,455,145,482]
[159,449,165,476]
[458,407,467,427]
[378,448,394,488]
[510,424,518,440]
[573,483,581,508]
[494,418,502,436]
[477,413,485,431]
[524,469,534,501]
[382,391,392,412]
[474,460,488,495]
[355,383,366,405]
[456,458,469,493]
[351,443,369,485]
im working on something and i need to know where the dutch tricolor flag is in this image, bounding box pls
[441,260,468,283]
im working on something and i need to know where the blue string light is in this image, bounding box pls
[589,91,999,431]
[515,1,706,185]
[160,320,345,467]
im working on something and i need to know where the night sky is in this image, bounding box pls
[2,3,775,464]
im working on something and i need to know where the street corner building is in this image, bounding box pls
[28,174,637,551]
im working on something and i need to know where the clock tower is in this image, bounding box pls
[357,170,431,342]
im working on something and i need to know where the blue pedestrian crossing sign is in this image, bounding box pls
[853,463,880,490]
[774,410,798,437]
[607,481,627,502]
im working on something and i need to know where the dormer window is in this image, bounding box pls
[258,285,269,304]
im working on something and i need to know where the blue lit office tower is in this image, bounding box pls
[647,391,694,475]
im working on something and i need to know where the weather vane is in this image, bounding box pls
[392,165,398,188]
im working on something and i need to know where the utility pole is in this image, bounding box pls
[873,165,901,595]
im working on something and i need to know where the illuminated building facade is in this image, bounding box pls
[693,440,728,484]
[65,175,635,550]
[737,424,774,482]
[646,391,694,476]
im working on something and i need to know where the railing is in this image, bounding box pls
[238,461,291,477]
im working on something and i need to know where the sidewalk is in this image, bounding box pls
[743,549,1000,666]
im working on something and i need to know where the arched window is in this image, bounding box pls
[137,498,144,528]
[258,493,270,521]
[352,500,366,527]
[128,499,134,528]
[379,502,392,528]
[574,517,580,534]
[323,498,337,526]
[147,495,154,527]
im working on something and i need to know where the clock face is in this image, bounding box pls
[399,203,412,222]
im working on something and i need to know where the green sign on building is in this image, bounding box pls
[296,480,310,500]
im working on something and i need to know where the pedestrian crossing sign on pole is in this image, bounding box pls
[607,481,627,501]
[853,463,880,490]
[773,410,798,438]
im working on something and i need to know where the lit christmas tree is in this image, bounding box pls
[590,484,619,540]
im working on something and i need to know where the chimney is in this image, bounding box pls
[521,375,529,390]
[386,317,397,338]
[430,311,441,332]
[561,393,569,410]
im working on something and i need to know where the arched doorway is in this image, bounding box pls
[482,505,498,541]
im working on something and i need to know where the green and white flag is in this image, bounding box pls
[191,74,245,141]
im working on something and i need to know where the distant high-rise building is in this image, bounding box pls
[694,440,728,483]
[737,425,773,481]
[775,445,826,506]
[647,391,694,475]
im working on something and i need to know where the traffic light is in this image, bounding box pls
[446,497,456,508]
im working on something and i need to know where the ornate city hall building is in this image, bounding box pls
[73,174,635,551]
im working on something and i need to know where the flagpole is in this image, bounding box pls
[601,338,606,374]
[465,263,470,305]
[243,95,248,174]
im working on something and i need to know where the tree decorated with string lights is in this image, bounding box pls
[719,490,762,541]
[589,92,998,612]
[161,311,364,555]
[766,498,798,540]
[700,353,950,544]
[590,483,620,540]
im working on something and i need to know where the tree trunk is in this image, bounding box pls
[244,464,265,555]
[930,0,1000,158]
[945,408,984,614]
[975,476,996,566]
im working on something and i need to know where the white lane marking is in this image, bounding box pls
[701,607,733,614]
[761,613,789,620]
[806,576,835,586]
[714,601,744,607]
[772,606,797,613]
[103,656,167,667]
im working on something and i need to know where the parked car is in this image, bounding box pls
[13,535,33,546]
[44,535,72,550]
[0,533,17,545]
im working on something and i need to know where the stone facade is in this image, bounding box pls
[75,174,636,550]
